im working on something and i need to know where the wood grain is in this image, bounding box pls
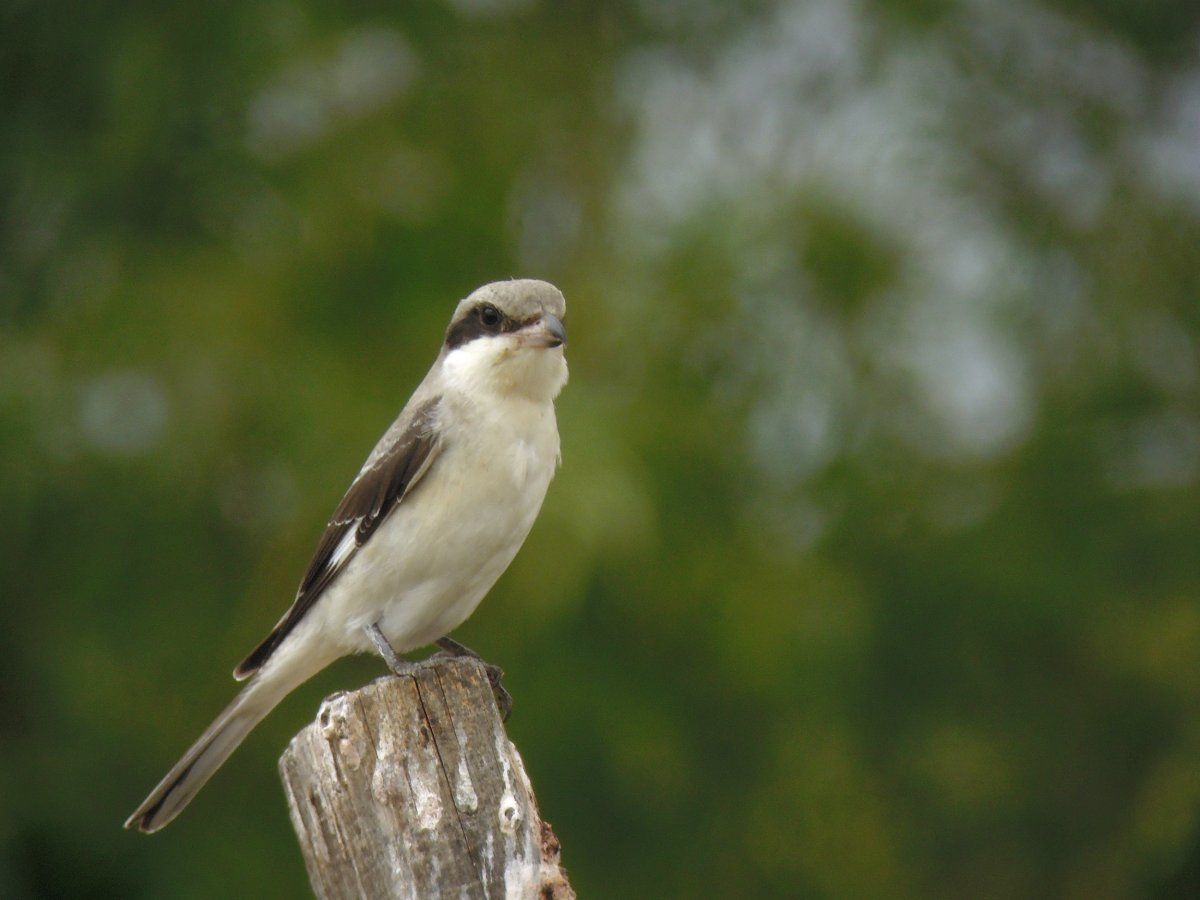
[279,657,574,899]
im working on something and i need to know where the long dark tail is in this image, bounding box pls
[124,672,292,833]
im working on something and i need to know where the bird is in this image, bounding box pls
[125,279,568,833]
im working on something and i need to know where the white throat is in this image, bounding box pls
[441,337,568,404]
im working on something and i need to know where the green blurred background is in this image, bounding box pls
[3,0,1200,896]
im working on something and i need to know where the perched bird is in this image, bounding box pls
[125,279,568,833]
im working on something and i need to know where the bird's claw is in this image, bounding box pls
[431,644,513,721]
[482,662,513,722]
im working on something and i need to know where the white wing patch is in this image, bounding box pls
[328,529,358,573]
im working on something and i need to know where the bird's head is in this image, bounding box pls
[441,279,569,402]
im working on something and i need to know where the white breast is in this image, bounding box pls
[299,388,561,658]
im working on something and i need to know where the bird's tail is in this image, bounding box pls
[124,666,297,833]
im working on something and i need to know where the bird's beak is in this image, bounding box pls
[521,314,567,349]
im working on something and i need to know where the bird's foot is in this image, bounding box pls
[435,637,513,722]
[365,623,421,677]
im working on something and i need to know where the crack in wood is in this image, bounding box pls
[427,665,486,888]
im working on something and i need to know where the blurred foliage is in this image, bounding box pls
[3,0,1200,897]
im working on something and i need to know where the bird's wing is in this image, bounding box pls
[234,397,442,679]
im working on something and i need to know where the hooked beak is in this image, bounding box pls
[521,314,567,349]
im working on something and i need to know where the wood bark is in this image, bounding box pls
[279,657,574,899]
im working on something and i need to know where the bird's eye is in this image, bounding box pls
[478,305,503,328]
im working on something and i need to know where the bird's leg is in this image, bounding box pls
[435,637,513,721]
[435,636,479,659]
[365,623,420,676]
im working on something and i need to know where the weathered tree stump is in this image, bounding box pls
[279,657,574,899]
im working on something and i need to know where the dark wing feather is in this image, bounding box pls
[234,398,441,679]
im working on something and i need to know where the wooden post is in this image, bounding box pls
[279,657,575,899]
